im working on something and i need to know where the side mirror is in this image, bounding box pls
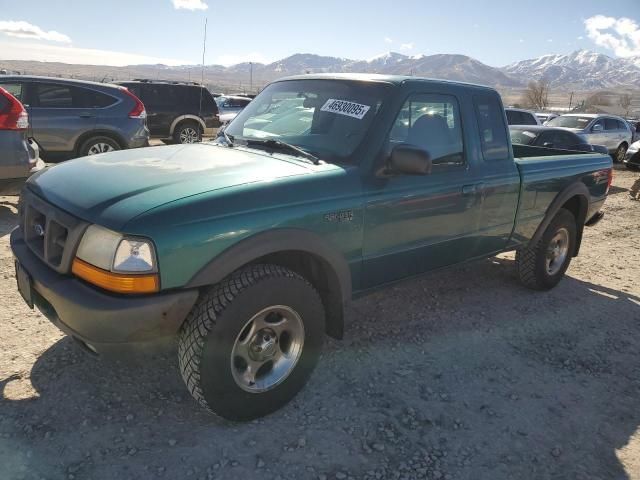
[592,123,604,132]
[388,144,432,175]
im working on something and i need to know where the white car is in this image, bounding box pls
[546,114,633,162]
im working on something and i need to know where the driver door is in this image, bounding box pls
[361,92,479,289]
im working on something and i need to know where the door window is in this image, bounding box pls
[34,84,74,108]
[604,118,619,130]
[389,93,464,166]
[0,83,24,102]
[473,94,509,161]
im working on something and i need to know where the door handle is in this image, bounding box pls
[462,183,486,196]
[462,184,477,195]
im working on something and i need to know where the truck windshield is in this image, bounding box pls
[546,116,592,129]
[223,79,390,162]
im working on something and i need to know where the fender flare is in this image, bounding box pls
[186,228,352,306]
[169,115,206,136]
[528,181,590,255]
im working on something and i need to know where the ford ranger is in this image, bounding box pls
[11,74,612,420]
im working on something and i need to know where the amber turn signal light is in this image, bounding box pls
[71,258,159,294]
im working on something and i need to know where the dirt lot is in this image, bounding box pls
[1,166,639,480]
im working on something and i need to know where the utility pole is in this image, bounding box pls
[569,91,574,110]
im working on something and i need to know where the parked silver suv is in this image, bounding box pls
[0,76,149,160]
[546,113,632,162]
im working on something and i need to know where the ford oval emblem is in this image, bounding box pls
[33,223,45,237]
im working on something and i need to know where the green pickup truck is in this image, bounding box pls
[12,74,612,420]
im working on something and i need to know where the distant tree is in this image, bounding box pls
[584,92,611,111]
[618,93,632,117]
[522,79,550,110]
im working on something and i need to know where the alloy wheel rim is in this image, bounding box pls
[545,227,570,275]
[180,127,199,144]
[230,305,305,393]
[617,146,627,162]
[87,143,115,155]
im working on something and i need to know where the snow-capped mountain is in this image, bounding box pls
[502,50,640,89]
[230,52,520,87]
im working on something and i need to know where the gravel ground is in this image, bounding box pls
[1,166,639,480]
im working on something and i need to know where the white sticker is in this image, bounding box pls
[320,99,371,120]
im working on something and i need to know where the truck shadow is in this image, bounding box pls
[0,200,18,238]
[1,257,639,479]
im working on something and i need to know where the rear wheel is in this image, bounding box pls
[178,264,325,420]
[173,121,202,144]
[79,136,120,157]
[516,208,576,290]
[614,143,628,163]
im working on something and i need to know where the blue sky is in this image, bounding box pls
[0,0,638,66]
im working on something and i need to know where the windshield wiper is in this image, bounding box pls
[245,138,320,165]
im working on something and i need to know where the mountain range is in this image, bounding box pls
[2,50,639,91]
[139,49,640,90]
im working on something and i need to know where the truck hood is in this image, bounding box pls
[27,144,314,230]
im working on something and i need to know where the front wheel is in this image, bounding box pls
[178,264,325,420]
[516,208,577,290]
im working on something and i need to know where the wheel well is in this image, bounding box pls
[74,130,125,156]
[560,195,588,256]
[249,250,345,339]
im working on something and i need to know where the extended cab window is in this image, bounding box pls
[473,94,509,161]
[389,94,464,166]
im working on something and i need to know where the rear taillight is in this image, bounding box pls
[120,87,146,119]
[0,87,28,130]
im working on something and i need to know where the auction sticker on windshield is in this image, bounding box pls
[320,99,371,120]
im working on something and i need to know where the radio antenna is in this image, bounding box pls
[198,18,207,124]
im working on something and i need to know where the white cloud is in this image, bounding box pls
[172,0,208,10]
[400,42,414,51]
[519,39,524,43]
[547,39,553,43]
[0,20,71,43]
[577,36,584,40]
[384,37,393,44]
[214,52,270,66]
[585,15,640,57]
[0,39,191,66]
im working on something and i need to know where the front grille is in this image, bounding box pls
[21,189,88,274]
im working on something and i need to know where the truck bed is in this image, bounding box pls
[511,145,612,244]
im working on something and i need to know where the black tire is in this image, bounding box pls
[178,264,325,421]
[78,136,120,157]
[515,208,577,291]
[173,121,202,144]
[613,143,628,163]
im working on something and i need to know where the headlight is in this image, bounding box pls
[629,141,640,154]
[73,225,159,294]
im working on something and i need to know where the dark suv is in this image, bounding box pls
[117,80,220,144]
[0,76,149,160]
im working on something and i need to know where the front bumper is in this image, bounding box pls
[11,229,199,355]
[624,150,640,167]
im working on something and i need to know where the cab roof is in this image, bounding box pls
[275,73,496,91]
